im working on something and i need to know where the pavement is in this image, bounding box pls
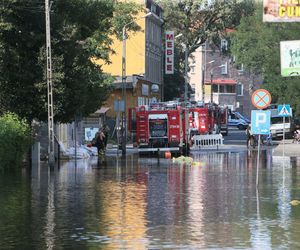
[272,139,300,157]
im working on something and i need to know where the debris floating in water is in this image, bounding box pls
[172,156,194,165]
[290,200,300,206]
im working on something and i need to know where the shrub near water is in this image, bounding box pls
[0,113,32,171]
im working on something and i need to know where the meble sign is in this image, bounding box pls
[165,31,174,74]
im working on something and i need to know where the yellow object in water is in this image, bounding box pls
[290,200,300,206]
[172,156,194,165]
[192,161,205,167]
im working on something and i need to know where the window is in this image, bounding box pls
[237,83,244,96]
[220,85,225,93]
[212,84,218,92]
[236,63,244,75]
[221,62,228,75]
[221,39,228,52]
[226,85,236,93]
[190,65,195,74]
[151,4,157,13]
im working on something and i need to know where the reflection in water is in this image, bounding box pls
[98,171,148,249]
[45,170,55,250]
[2,152,300,249]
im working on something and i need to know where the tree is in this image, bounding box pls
[158,0,255,100]
[0,0,141,123]
[230,3,300,116]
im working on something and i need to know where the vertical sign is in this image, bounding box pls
[251,110,271,135]
[165,31,174,74]
[280,40,300,77]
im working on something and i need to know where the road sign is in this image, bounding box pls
[278,104,292,117]
[251,89,272,109]
[251,110,271,135]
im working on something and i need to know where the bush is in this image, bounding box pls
[0,113,32,172]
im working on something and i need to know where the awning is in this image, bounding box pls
[95,107,110,114]
[206,78,237,85]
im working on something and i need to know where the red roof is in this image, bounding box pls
[205,78,237,85]
[224,28,235,33]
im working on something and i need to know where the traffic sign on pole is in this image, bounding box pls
[251,110,271,135]
[278,104,292,117]
[251,89,272,109]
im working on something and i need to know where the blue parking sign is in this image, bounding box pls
[251,110,271,135]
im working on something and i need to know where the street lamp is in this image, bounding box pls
[121,12,152,156]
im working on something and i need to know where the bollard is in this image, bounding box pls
[157,148,160,165]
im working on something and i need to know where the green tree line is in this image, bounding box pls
[0,0,141,123]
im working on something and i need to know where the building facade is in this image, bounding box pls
[189,41,262,118]
[100,0,164,119]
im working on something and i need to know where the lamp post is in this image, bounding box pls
[121,12,152,156]
[210,69,213,103]
[184,43,189,154]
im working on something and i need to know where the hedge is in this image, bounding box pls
[0,113,32,172]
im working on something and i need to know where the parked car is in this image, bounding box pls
[228,111,250,130]
[294,117,300,131]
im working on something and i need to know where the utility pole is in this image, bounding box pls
[210,70,213,103]
[201,45,205,103]
[184,43,189,154]
[45,0,55,165]
[121,26,127,156]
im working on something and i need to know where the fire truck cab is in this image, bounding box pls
[135,105,182,148]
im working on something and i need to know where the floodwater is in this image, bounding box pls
[1,150,300,249]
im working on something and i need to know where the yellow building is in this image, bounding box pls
[97,0,164,118]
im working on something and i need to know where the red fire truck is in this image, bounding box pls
[131,104,182,148]
[128,102,226,149]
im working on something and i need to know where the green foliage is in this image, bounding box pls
[0,0,140,123]
[159,0,255,53]
[230,2,300,116]
[0,113,32,172]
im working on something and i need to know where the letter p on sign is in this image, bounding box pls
[251,110,271,135]
[256,113,266,127]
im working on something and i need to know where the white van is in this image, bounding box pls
[269,108,294,139]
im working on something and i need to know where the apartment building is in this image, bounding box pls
[189,40,261,118]
[100,0,164,118]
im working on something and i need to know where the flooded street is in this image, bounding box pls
[1,150,300,249]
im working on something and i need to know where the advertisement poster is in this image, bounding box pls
[280,40,300,77]
[263,0,300,22]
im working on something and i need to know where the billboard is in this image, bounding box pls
[165,31,174,74]
[263,0,300,22]
[280,40,300,77]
